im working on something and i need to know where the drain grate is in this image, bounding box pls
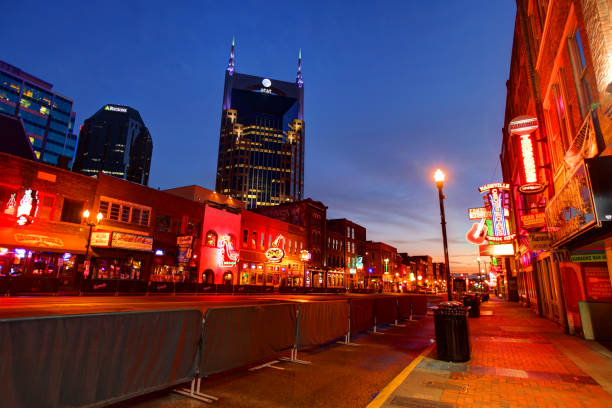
[390,396,454,407]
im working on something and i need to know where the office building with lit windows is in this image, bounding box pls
[72,104,153,186]
[0,61,77,167]
[215,40,305,209]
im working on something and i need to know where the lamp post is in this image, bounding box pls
[384,258,389,292]
[434,169,453,301]
[82,209,103,279]
[476,257,481,293]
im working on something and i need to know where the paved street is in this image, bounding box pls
[371,298,612,408]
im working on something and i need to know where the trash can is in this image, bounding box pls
[433,301,470,362]
[463,293,481,317]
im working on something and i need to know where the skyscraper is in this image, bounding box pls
[0,61,77,167]
[216,40,305,209]
[73,104,153,186]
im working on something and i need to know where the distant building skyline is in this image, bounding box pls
[0,60,76,167]
[215,40,305,209]
[73,104,153,185]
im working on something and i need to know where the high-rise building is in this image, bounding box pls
[73,104,153,186]
[216,40,305,209]
[0,61,77,167]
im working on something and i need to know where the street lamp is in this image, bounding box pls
[82,209,103,279]
[476,257,482,293]
[434,169,453,301]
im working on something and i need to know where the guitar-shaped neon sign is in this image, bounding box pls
[265,234,286,263]
[466,218,487,245]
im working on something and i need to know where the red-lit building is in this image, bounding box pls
[501,0,612,336]
[239,210,306,287]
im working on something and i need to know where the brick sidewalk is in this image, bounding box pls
[372,298,612,408]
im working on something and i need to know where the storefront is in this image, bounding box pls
[0,227,88,293]
[150,235,199,283]
[89,230,152,282]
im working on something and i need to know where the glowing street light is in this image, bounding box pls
[433,169,453,301]
[82,209,103,280]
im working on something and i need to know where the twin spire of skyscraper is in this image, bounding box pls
[226,38,303,87]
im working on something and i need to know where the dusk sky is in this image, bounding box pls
[3,1,516,274]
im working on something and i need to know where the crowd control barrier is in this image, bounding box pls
[374,296,399,328]
[349,297,375,335]
[0,309,202,408]
[409,295,429,315]
[198,303,298,377]
[397,295,413,321]
[295,301,350,349]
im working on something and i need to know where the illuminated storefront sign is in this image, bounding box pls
[521,212,547,229]
[468,206,509,220]
[356,256,363,270]
[479,244,514,256]
[265,235,286,263]
[13,233,63,248]
[104,105,127,113]
[299,250,311,262]
[177,236,193,246]
[510,115,545,194]
[349,268,357,274]
[488,188,508,237]
[16,189,38,226]
[111,232,153,251]
[218,235,239,266]
[478,183,510,192]
[90,231,111,247]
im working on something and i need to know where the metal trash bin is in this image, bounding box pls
[433,301,470,362]
[463,293,481,317]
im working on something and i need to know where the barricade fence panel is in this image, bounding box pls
[199,303,298,376]
[375,296,398,326]
[397,295,412,320]
[0,309,202,408]
[296,301,349,348]
[349,297,375,335]
[409,295,428,315]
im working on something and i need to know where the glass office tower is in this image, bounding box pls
[0,61,77,166]
[216,41,305,209]
[73,104,153,186]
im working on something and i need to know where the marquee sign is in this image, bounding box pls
[265,235,286,263]
[478,183,510,192]
[510,115,545,194]
[468,207,509,220]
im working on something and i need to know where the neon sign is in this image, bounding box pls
[520,134,537,183]
[218,235,239,267]
[299,250,311,262]
[16,189,38,226]
[488,188,508,237]
[478,183,510,192]
[356,256,363,270]
[265,235,286,263]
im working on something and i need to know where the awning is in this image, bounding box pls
[0,227,88,254]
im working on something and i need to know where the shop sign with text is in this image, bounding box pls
[91,231,111,247]
[528,232,551,250]
[570,252,607,263]
[111,232,153,251]
[177,236,193,247]
[521,212,547,229]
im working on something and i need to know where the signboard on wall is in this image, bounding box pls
[583,265,612,302]
[177,236,193,247]
[90,231,111,247]
[521,212,547,229]
[528,232,551,250]
[570,252,607,263]
[111,232,153,251]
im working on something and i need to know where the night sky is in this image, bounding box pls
[3,1,516,274]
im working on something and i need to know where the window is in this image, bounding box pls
[261,232,265,248]
[252,231,257,248]
[567,29,592,118]
[131,208,141,224]
[156,214,171,232]
[60,198,83,224]
[205,230,218,247]
[351,228,354,239]
[243,229,248,244]
[98,197,151,226]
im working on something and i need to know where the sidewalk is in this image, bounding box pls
[369,298,612,408]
